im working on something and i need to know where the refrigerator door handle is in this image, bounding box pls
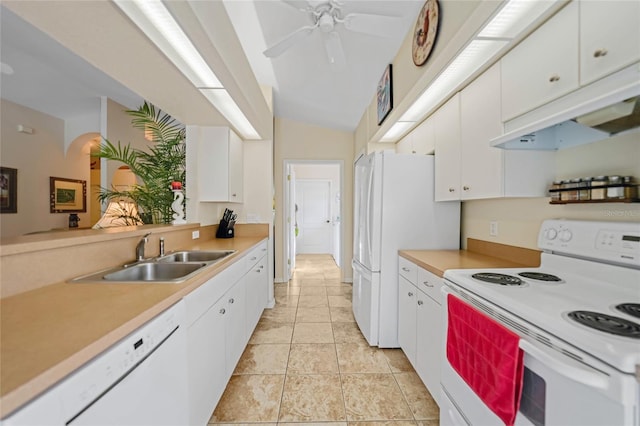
[365,160,375,268]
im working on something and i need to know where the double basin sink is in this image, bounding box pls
[70,250,236,283]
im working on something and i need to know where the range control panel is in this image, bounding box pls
[539,219,640,267]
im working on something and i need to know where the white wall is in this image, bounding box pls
[275,117,354,282]
[462,133,640,249]
[0,99,91,238]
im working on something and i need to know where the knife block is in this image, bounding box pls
[216,219,235,239]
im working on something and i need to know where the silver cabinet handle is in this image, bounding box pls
[463,186,470,191]
[593,48,608,58]
[549,74,560,83]
[250,256,257,261]
[423,281,434,288]
[256,268,261,273]
[402,267,410,272]
[417,300,424,306]
[219,308,226,315]
[448,187,455,192]
[232,193,237,197]
[229,298,235,304]
[408,292,414,297]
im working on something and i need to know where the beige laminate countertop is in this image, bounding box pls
[399,249,538,278]
[0,236,266,418]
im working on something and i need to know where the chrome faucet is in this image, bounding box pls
[136,233,152,261]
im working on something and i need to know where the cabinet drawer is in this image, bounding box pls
[417,267,443,305]
[245,240,268,270]
[398,257,418,284]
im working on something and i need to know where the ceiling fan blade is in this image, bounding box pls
[324,31,346,70]
[263,24,318,58]
[342,13,402,36]
[280,0,310,12]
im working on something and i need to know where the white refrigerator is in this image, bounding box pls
[352,151,460,347]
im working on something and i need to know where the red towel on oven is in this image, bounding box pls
[446,294,524,426]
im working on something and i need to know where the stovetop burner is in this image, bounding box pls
[616,303,640,319]
[518,272,562,282]
[471,272,523,286]
[567,310,640,339]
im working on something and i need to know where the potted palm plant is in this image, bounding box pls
[94,102,186,224]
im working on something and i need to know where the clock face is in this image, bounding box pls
[412,0,439,66]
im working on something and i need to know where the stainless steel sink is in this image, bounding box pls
[157,250,235,263]
[71,262,208,283]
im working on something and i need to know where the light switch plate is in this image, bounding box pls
[192,230,200,239]
[489,221,498,236]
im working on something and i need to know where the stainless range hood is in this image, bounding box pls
[491,65,640,150]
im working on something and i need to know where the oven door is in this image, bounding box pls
[440,284,637,426]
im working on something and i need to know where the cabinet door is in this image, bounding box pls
[434,94,461,201]
[187,297,227,425]
[398,276,417,367]
[460,63,504,200]
[416,294,441,406]
[225,277,247,378]
[396,133,414,154]
[412,118,435,155]
[580,0,640,85]
[245,255,267,336]
[228,130,244,202]
[501,2,579,121]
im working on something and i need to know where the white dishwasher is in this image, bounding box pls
[3,301,189,426]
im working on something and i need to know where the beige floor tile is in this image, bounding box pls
[279,374,346,422]
[298,295,329,308]
[347,422,417,426]
[336,343,392,373]
[324,279,346,287]
[341,374,413,421]
[275,285,302,296]
[394,372,439,420]
[299,286,328,296]
[249,320,294,344]
[287,343,339,374]
[416,420,440,426]
[233,344,290,375]
[382,349,415,373]
[292,322,335,343]
[275,294,300,307]
[210,375,285,423]
[328,294,352,308]
[332,322,368,344]
[295,278,327,287]
[296,306,331,323]
[330,306,356,322]
[326,285,353,296]
[261,306,297,323]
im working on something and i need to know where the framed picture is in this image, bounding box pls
[50,177,87,213]
[377,64,393,125]
[0,167,18,214]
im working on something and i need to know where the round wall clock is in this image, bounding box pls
[412,0,439,66]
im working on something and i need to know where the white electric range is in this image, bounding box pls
[440,219,640,426]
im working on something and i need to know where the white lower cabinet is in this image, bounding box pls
[398,256,442,406]
[186,240,269,425]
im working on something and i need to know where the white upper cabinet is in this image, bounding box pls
[198,127,244,203]
[580,0,640,85]
[501,2,579,121]
[434,94,461,202]
[396,118,435,155]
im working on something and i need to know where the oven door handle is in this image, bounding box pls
[519,340,608,389]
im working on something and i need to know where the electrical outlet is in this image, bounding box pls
[192,230,200,239]
[489,221,498,236]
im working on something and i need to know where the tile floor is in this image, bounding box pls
[209,254,440,425]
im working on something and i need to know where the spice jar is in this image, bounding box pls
[607,175,625,199]
[567,179,581,201]
[550,180,562,201]
[579,177,591,201]
[591,176,608,200]
[560,180,572,201]
[623,176,637,199]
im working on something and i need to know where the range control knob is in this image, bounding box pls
[545,228,558,240]
[559,229,573,242]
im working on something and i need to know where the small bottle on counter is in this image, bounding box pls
[579,177,591,201]
[590,176,608,200]
[607,175,625,199]
[623,176,637,199]
[550,180,562,201]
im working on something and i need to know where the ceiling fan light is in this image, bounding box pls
[318,13,335,32]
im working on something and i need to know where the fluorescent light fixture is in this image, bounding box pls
[380,121,415,142]
[200,89,260,139]
[381,0,556,143]
[114,0,261,139]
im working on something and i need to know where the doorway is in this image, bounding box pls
[283,160,343,282]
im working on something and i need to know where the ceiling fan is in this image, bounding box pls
[263,0,402,68]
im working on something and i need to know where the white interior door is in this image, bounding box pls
[287,167,296,279]
[295,180,332,254]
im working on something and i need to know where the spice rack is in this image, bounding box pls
[548,175,639,205]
